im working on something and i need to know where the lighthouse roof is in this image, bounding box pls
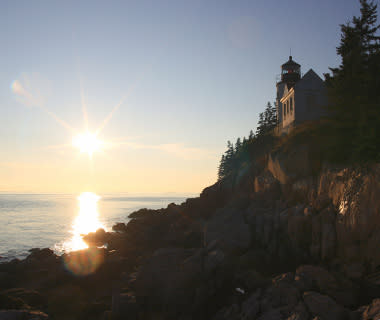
[281,56,300,68]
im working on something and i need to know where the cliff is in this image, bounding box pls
[1,144,380,319]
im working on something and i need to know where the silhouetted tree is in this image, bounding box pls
[218,155,226,180]
[249,130,255,140]
[256,112,265,136]
[235,138,242,153]
[326,0,380,161]
[256,102,277,136]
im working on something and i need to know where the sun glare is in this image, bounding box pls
[72,132,102,157]
[63,192,106,252]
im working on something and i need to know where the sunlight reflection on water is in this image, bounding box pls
[60,192,106,252]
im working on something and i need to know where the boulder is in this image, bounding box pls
[286,301,310,320]
[295,265,356,307]
[240,289,261,319]
[212,304,240,320]
[0,310,48,320]
[135,248,202,313]
[112,222,128,233]
[302,291,349,320]
[257,309,285,320]
[295,265,338,294]
[2,288,45,309]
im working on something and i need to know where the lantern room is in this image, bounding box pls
[281,56,301,86]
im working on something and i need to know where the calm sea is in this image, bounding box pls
[0,193,189,261]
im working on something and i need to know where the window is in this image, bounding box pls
[290,97,293,112]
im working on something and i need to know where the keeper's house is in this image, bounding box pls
[275,56,327,135]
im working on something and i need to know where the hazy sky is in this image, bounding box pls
[0,0,362,194]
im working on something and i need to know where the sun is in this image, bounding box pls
[72,132,102,157]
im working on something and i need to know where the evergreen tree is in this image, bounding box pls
[263,102,277,132]
[249,130,255,140]
[235,137,242,153]
[224,140,235,173]
[217,155,226,180]
[256,112,265,136]
[326,0,380,160]
[256,102,277,137]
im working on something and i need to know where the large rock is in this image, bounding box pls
[287,206,312,252]
[240,290,261,319]
[360,298,380,320]
[317,164,380,269]
[267,145,311,185]
[0,310,48,320]
[135,248,202,314]
[204,208,251,254]
[254,170,279,193]
[302,291,349,320]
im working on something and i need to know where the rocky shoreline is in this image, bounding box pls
[1,145,380,319]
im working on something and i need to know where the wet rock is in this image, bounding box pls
[112,222,128,233]
[82,228,110,247]
[27,248,55,261]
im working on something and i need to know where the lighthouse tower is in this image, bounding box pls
[276,56,301,126]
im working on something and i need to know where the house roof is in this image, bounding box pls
[280,68,323,102]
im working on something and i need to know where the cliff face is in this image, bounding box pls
[266,147,380,275]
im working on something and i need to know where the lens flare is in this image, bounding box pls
[63,247,105,276]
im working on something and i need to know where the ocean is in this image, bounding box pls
[0,193,190,261]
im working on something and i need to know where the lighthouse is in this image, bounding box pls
[276,56,301,126]
[275,56,327,135]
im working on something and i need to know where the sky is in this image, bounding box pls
[0,0,364,194]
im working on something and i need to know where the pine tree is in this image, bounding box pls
[218,155,226,180]
[256,112,265,136]
[249,130,255,140]
[326,0,380,161]
[235,137,242,153]
[263,102,277,132]
[256,102,277,137]
[224,140,234,174]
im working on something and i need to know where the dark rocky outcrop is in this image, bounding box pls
[1,145,380,319]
